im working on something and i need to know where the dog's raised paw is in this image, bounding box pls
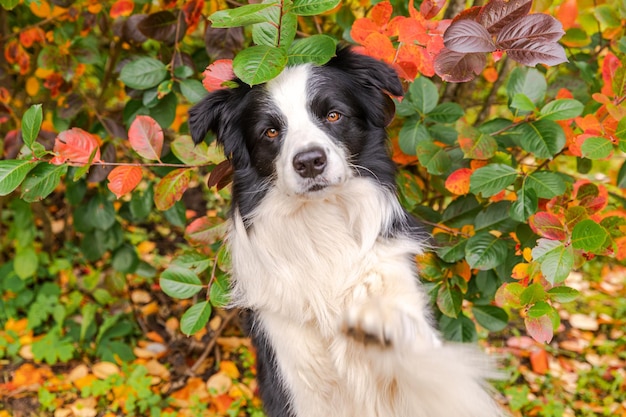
[342,300,399,348]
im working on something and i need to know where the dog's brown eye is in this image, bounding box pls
[265,128,279,139]
[327,111,341,122]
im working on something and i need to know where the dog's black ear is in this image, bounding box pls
[330,46,404,98]
[188,88,234,145]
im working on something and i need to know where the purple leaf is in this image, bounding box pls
[506,40,568,66]
[478,0,533,34]
[496,14,565,49]
[444,20,496,53]
[434,48,487,82]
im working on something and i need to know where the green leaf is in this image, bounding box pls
[571,219,609,252]
[425,102,463,123]
[616,117,626,152]
[439,314,477,342]
[465,232,508,270]
[547,286,580,303]
[290,0,340,15]
[209,273,231,308]
[154,168,192,211]
[470,163,517,197]
[580,136,613,160]
[507,67,546,104]
[520,283,547,305]
[86,193,116,230]
[435,234,467,263]
[233,45,288,85]
[210,3,276,27]
[112,244,139,273]
[437,284,462,318]
[407,77,439,115]
[14,247,38,279]
[618,161,626,189]
[510,187,538,222]
[21,104,43,150]
[180,301,212,335]
[20,163,68,202]
[510,120,566,159]
[253,9,298,47]
[398,118,430,155]
[0,0,20,10]
[472,305,508,331]
[120,58,168,90]
[0,160,38,196]
[539,99,584,121]
[287,35,336,66]
[538,242,574,284]
[179,79,207,104]
[510,93,536,112]
[475,201,514,232]
[416,141,451,175]
[159,266,203,299]
[524,171,566,199]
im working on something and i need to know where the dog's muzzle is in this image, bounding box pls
[293,147,327,179]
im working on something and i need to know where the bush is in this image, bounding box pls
[1,0,625,357]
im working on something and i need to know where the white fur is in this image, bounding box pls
[225,67,504,417]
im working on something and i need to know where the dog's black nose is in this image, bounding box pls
[293,147,327,178]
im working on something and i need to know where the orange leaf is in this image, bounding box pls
[154,168,191,211]
[556,0,578,31]
[362,32,396,64]
[110,0,134,18]
[350,18,380,44]
[445,168,472,195]
[483,66,498,83]
[185,216,226,245]
[397,17,429,44]
[128,115,163,161]
[19,28,45,48]
[530,348,550,374]
[13,363,52,388]
[369,1,393,28]
[601,53,622,97]
[182,0,205,33]
[53,128,102,164]
[107,166,142,199]
[202,59,234,92]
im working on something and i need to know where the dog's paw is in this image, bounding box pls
[342,299,401,348]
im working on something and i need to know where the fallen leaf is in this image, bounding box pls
[569,314,599,331]
[92,362,120,379]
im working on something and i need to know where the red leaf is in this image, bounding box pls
[202,60,234,92]
[154,168,191,211]
[19,27,45,48]
[107,165,142,199]
[128,115,163,161]
[397,17,429,45]
[208,160,233,190]
[434,48,486,82]
[452,5,482,23]
[477,0,532,35]
[110,0,134,18]
[601,53,622,97]
[53,128,102,164]
[525,315,553,343]
[505,39,568,67]
[420,0,445,20]
[445,168,472,195]
[444,20,496,53]
[496,14,565,49]
[185,216,227,245]
[529,212,567,241]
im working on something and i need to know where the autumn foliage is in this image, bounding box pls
[1,0,626,414]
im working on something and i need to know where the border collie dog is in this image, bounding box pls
[189,47,502,417]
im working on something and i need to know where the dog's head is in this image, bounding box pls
[188,47,403,199]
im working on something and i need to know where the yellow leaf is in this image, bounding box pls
[220,360,240,379]
[523,247,533,262]
[72,374,98,390]
[26,77,40,96]
[206,372,232,395]
[512,263,529,280]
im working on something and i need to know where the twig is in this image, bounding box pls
[188,308,239,375]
